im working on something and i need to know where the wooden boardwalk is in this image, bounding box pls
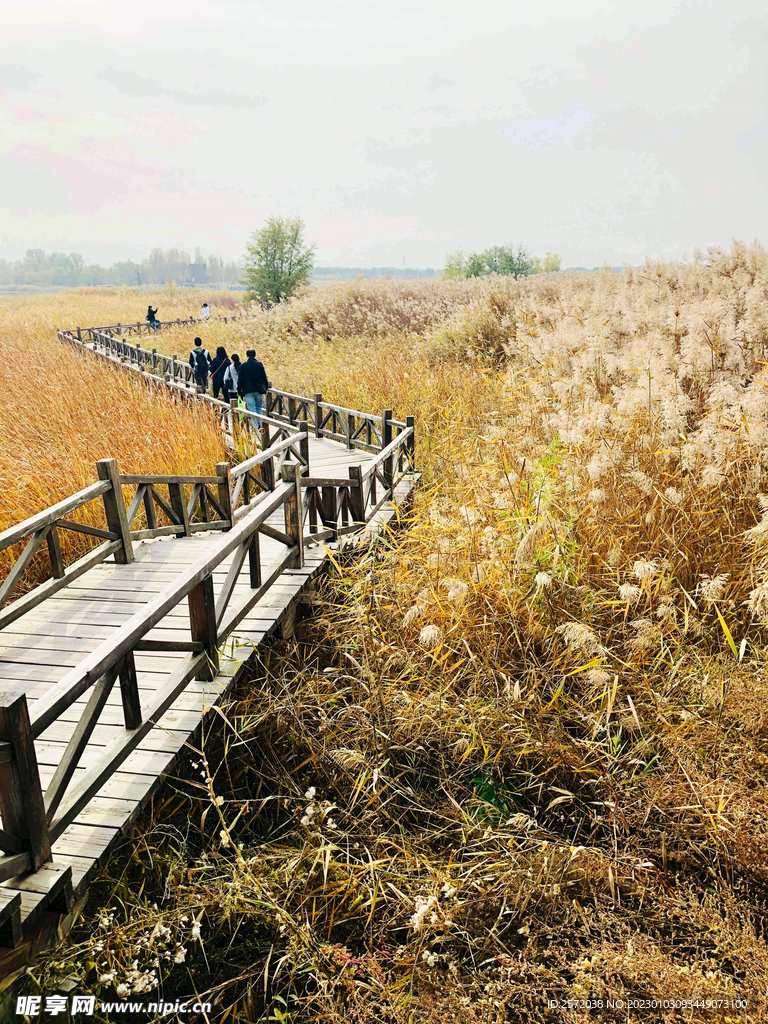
[0,322,417,963]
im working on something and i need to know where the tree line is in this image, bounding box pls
[0,248,242,289]
[2,224,562,299]
[444,245,561,279]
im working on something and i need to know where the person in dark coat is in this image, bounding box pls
[189,337,211,392]
[209,346,230,401]
[146,306,159,329]
[237,349,270,427]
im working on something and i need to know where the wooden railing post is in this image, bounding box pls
[348,465,365,524]
[169,482,192,537]
[97,459,134,564]
[189,575,218,680]
[346,412,354,450]
[260,422,271,452]
[216,463,233,528]
[282,464,304,568]
[406,415,416,471]
[229,399,239,442]
[143,488,157,531]
[263,448,276,492]
[314,393,323,438]
[298,422,310,473]
[0,693,51,872]
[47,526,65,579]
[288,397,297,425]
[248,530,262,587]
[321,486,338,540]
[382,409,393,491]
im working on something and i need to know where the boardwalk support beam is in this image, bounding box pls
[282,464,304,568]
[189,575,219,680]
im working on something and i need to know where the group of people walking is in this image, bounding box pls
[142,306,268,422]
[189,340,270,422]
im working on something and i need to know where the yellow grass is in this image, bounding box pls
[0,288,230,579]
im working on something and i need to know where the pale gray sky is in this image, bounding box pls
[1,0,766,267]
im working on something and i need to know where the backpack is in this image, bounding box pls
[193,349,208,374]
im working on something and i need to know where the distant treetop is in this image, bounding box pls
[444,245,561,279]
[241,217,316,304]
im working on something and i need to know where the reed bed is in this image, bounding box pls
[13,249,768,1020]
[0,287,229,583]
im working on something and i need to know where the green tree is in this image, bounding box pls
[494,244,534,278]
[464,251,488,277]
[443,250,465,279]
[242,216,315,303]
[533,252,562,273]
[442,243,536,280]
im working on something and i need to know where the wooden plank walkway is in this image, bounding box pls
[0,425,416,962]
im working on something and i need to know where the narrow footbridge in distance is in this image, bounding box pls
[0,317,417,967]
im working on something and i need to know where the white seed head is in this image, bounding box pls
[419,624,443,648]
[618,583,642,603]
[633,559,658,581]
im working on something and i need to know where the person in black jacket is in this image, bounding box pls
[209,346,230,401]
[237,349,270,427]
[146,306,159,329]
[189,338,211,392]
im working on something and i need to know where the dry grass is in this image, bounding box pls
[0,287,230,582]
[12,251,768,1020]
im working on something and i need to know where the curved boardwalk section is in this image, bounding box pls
[0,321,417,967]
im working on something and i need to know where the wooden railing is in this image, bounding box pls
[72,315,240,342]
[0,427,309,628]
[0,459,131,632]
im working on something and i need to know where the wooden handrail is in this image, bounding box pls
[0,481,110,552]
[119,473,225,486]
[231,433,304,479]
[318,401,384,423]
[61,326,415,462]
[361,425,414,482]
[268,387,314,404]
[65,329,313,445]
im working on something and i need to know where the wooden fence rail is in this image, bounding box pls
[0,462,131,632]
[73,315,241,342]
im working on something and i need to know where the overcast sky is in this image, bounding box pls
[1,0,766,268]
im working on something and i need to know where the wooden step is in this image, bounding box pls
[0,862,74,945]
